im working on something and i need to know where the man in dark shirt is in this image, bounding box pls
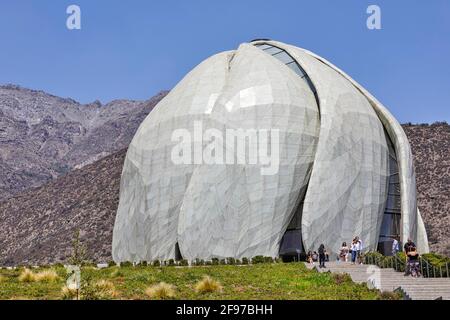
[403,238,417,276]
[404,239,416,254]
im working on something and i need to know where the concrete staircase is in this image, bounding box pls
[305,261,450,300]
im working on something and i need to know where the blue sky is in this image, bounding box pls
[0,0,449,123]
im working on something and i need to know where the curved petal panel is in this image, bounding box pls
[177,44,320,259]
[287,44,424,250]
[267,42,391,255]
[112,51,234,262]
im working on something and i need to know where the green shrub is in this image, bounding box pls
[422,253,450,266]
[364,251,450,276]
[152,260,161,267]
[178,259,189,267]
[264,257,274,263]
[219,259,226,265]
[108,261,117,267]
[235,259,241,265]
[421,253,450,277]
[211,258,219,266]
[167,259,176,267]
[251,256,266,264]
[378,291,403,300]
[226,257,236,265]
[364,251,383,265]
[121,261,133,268]
[332,273,352,285]
[193,259,205,266]
[242,257,249,265]
[205,260,212,266]
[393,252,406,272]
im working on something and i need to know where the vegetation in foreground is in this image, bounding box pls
[0,262,395,300]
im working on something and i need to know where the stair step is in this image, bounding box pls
[305,262,450,300]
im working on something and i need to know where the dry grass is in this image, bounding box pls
[195,276,223,294]
[94,279,119,299]
[35,270,59,282]
[18,269,37,282]
[0,275,6,283]
[9,296,31,300]
[61,286,78,300]
[145,282,176,300]
[18,268,60,283]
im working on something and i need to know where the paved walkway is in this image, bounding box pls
[305,261,450,300]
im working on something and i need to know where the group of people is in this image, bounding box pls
[339,236,363,264]
[306,244,329,268]
[307,237,363,269]
[307,236,421,277]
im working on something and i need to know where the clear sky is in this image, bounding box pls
[0,0,449,123]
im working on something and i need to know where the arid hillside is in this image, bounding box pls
[403,122,450,255]
[0,149,126,266]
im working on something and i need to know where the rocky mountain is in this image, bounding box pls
[0,149,126,266]
[0,84,168,201]
[0,95,448,265]
[403,122,450,255]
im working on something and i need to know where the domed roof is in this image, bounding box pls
[112,40,428,262]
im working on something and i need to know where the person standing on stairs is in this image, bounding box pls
[392,236,400,256]
[355,236,363,264]
[340,242,349,262]
[350,238,358,264]
[403,239,417,276]
[318,244,326,268]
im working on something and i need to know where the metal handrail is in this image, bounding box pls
[420,256,450,278]
[393,254,405,272]
[364,252,450,278]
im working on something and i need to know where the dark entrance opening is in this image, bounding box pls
[279,229,305,262]
[279,196,307,262]
[175,242,183,261]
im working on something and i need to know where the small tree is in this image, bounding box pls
[69,229,88,266]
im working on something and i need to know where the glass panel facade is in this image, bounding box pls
[264,47,284,56]
[252,42,318,101]
[378,132,402,255]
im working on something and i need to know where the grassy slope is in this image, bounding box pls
[0,262,387,300]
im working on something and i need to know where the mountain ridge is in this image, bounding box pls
[0,85,168,200]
